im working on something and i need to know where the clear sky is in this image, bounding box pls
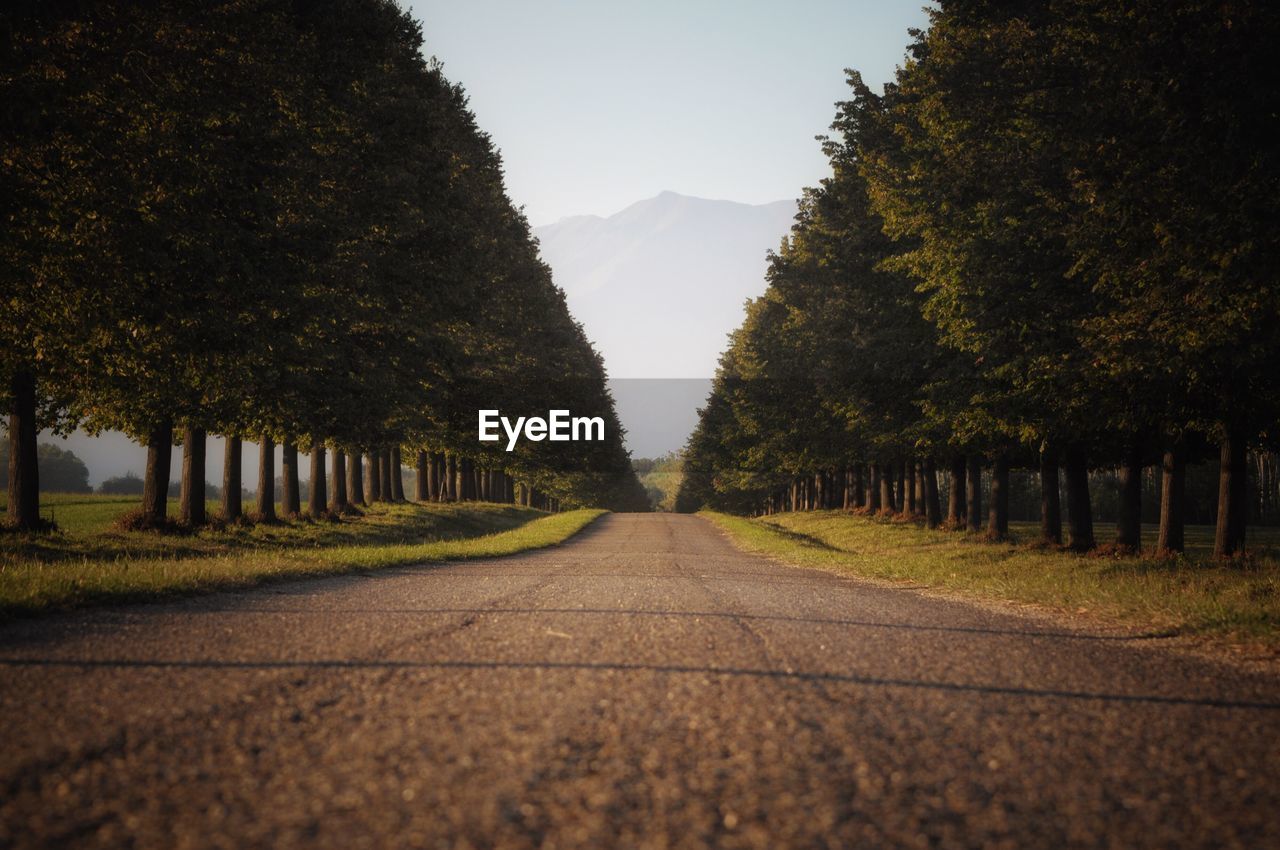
[406,1,933,226]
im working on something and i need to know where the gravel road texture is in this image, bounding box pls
[2,513,1278,848]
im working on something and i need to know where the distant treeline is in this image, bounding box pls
[2,1,647,530]
[632,453,684,512]
[678,0,1280,556]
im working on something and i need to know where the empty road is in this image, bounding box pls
[2,513,1278,849]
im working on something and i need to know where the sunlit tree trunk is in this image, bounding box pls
[6,368,40,530]
[222,436,242,521]
[179,426,206,526]
[1156,441,1185,554]
[256,434,276,521]
[142,419,174,524]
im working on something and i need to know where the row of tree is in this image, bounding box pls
[3,0,647,531]
[678,0,1279,556]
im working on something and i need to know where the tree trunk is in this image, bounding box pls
[948,456,967,529]
[6,367,40,530]
[1064,445,1095,551]
[924,457,942,529]
[880,463,895,515]
[965,455,983,532]
[906,460,916,514]
[1115,440,1143,552]
[222,435,242,521]
[390,446,405,501]
[434,453,447,501]
[179,426,206,526]
[445,454,458,501]
[332,448,348,513]
[281,441,300,517]
[1214,428,1248,557]
[142,419,174,524]
[1156,441,1186,554]
[987,451,1009,540]
[308,436,327,518]
[256,434,276,521]
[894,461,905,514]
[868,463,882,513]
[348,452,364,506]
[368,449,382,502]
[913,461,926,518]
[853,464,865,509]
[1039,442,1062,545]
[415,450,429,501]
[380,449,394,502]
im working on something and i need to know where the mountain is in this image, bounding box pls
[533,191,797,380]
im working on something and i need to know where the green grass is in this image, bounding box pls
[0,494,604,617]
[704,510,1280,650]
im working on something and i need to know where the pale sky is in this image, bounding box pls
[406,1,932,226]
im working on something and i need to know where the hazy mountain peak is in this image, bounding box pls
[534,192,797,379]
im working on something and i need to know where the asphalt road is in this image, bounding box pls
[2,513,1279,849]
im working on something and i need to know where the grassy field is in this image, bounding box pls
[704,510,1280,652]
[0,493,604,617]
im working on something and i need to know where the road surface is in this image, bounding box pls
[2,513,1278,848]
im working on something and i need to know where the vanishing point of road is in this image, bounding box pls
[2,513,1278,849]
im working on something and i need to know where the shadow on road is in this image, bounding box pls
[3,655,1275,711]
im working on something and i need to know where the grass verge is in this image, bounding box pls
[1,499,604,618]
[703,510,1280,652]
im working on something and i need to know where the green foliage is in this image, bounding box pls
[97,474,145,496]
[680,0,1280,557]
[1,437,91,494]
[1,0,643,522]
